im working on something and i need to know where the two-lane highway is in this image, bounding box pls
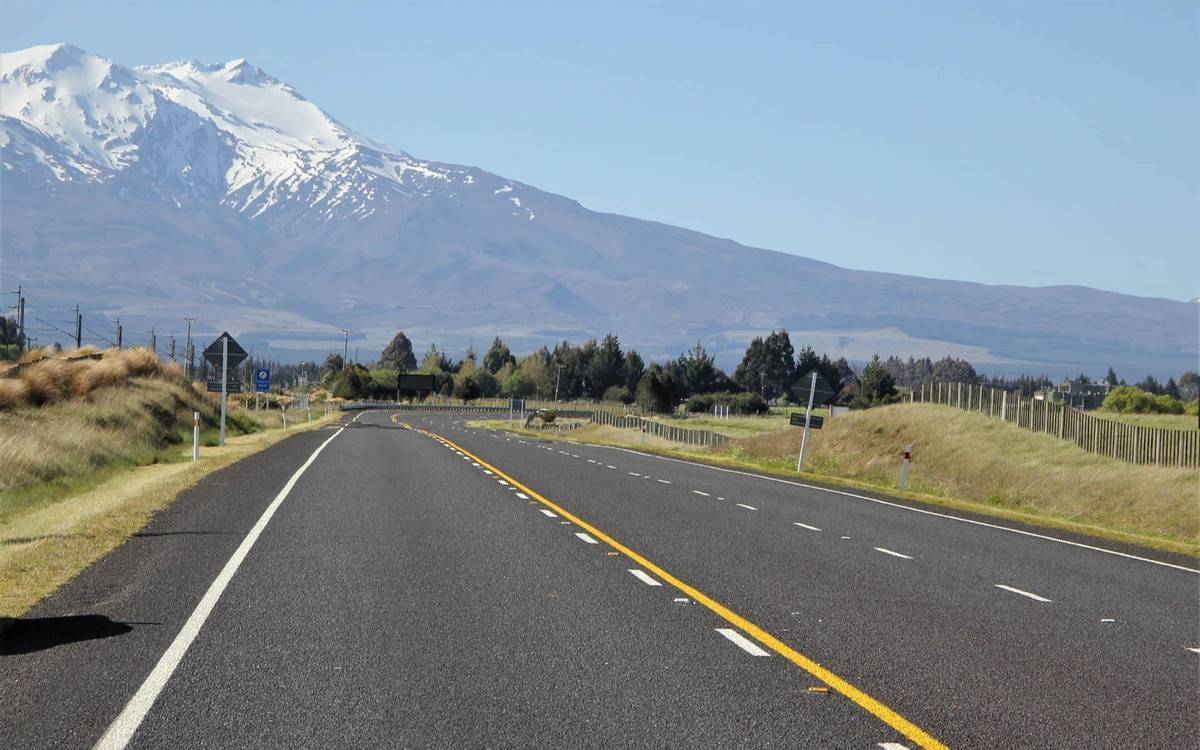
[2,408,1196,748]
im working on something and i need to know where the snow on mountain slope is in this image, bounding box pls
[0,43,528,220]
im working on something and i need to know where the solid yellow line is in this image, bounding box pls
[425,429,947,750]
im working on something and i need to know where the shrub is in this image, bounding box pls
[602,385,632,404]
[685,390,768,415]
[1101,386,1186,415]
[540,410,557,424]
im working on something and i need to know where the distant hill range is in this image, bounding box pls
[2,44,1194,377]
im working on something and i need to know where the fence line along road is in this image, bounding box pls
[913,382,1198,469]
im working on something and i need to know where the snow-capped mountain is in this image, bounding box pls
[2,44,1194,377]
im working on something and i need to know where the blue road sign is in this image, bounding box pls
[254,368,271,392]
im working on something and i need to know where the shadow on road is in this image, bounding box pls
[0,615,134,655]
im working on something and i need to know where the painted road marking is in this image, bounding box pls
[427,430,947,750]
[516,492,530,499]
[716,628,770,657]
[692,490,710,496]
[629,472,641,477]
[736,503,758,511]
[575,532,599,544]
[95,427,346,750]
[606,464,616,469]
[1185,647,1200,654]
[657,479,671,484]
[875,547,913,560]
[572,454,581,458]
[498,480,510,486]
[587,459,597,463]
[879,744,913,750]
[483,469,494,475]
[995,584,1053,603]
[628,569,662,586]
[601,445,1199,575]
[539,509,558,518]
[794,522,822,531]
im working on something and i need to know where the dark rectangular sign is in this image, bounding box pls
[207,379,243,394]
[397,373,436,392]
[789,412,824,429]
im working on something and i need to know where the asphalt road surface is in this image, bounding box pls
[2,408,1197,748]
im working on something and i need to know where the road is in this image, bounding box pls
[2,408,1197,748]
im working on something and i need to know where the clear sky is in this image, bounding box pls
[5,1,1197,301]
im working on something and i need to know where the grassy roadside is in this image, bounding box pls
[0,413,334,617]
[469,406,1200,558]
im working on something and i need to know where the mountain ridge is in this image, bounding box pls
[1,43,1194,376]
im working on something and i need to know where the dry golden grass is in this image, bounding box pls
[0,346,166,409]
[1094,411,1197,431]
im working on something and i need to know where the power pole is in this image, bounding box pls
[150,328,156,354]
[554,363,565,404]
[73,306,82,349]
[341,329,350,369]
[116,317,123,349]
[9,285,25,352]
[169,335,176,361]
[184,317,195,378]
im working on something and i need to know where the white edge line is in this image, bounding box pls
[595,445,1199,574]
[94,427,345,750]
[874,547,914,560]
[715,628,770,656]
[575,532,598,544]
[995,584,1053,603]
[515,492,529,499]
[1186,647,1200,654]
[628,569,662,586]
[539,509,558,518]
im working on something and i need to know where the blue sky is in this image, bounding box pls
[5,1,1197,301]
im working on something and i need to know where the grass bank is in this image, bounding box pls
[0,351,335,616]
[472,403,1200,556]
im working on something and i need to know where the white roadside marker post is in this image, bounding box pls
[282,403,288,430]
[900,444,912,490]
[192,411,200,462]
[796,371,818,473]
[219,335,228,446]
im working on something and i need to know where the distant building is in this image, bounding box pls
[1035,378,1110,410]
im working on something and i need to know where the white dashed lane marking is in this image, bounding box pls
[539,509,558,518]
[691,490,710,497]
[575,532,599,544]
[995,584,1053,603]
[628,569,662,587]
[793,522,821,531]
[656,479,671,485]
[715,628,770,656]
[874,547,913,560]
[516,492,530,500]
[735,503,758,511]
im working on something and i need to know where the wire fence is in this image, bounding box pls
[914,382,1198,469]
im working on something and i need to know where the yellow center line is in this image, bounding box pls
[423,427,947,750]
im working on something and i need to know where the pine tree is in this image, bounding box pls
[381,331,417,370]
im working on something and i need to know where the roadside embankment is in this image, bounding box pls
[0,347,335,616]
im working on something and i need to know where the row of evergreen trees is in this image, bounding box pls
[321,328,1200,415]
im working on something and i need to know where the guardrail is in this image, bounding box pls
[914,382,1198,469]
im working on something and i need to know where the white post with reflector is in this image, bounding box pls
[900,444,912,490]
[192,411,200,462]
